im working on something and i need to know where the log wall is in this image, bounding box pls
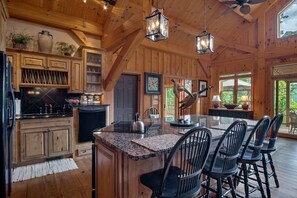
[103,45,209,122]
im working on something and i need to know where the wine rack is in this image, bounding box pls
[21,68,68,86]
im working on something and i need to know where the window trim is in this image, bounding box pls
[277,0,297,39]
[219,72,252,106]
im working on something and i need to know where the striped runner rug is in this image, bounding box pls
[12,158,78,182]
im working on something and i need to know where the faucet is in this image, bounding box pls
[49,104,53,114]
[45,103,48,114]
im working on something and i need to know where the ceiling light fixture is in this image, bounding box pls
[103,3,108,10]
[196,0,214,54]
[145,0,169,42]
[83,0,87,3]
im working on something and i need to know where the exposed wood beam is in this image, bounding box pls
[211,21,255,60]
[141,39,211,61]
[265,47,297,59]
[102,20,142,50]
[104,29,144,91]
[215,37,257,54]
[103,0,134,35]
[197,59,210,78]
[251,0,279,22]
[71,30,94,47]
[127,1,256,54]
[7,1,103,36]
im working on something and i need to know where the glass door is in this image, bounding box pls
[164,87,175,122]
[274,80,297,137]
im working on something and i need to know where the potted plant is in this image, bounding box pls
[9,32,33,49]
[55,42,76,56]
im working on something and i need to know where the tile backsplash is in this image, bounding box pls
[21,87,68,114]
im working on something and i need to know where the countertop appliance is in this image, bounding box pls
[0,51,16,198]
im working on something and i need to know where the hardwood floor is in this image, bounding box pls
[10,138,297,198]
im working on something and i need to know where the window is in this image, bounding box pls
[278,0,297,38]
[219,72,252,106]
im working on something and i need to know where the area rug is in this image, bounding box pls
[12,158,78,182]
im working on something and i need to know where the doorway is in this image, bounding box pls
[274,80,297,136]
[164,87,175,121]
[114,74,138,121]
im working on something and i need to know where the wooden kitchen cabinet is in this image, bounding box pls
[82,48,104,93]
[69,60,83,93]
[6,48,85,89]
[21,53,46,69]
[47,57,69,71]
[12,120,19,165]
[6,51,20,92]
[20,127,48,162]
[19,117,73,163]
[48,126,72,157]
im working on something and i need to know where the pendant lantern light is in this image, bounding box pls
[145,1,169,42]
[196,0,214,54]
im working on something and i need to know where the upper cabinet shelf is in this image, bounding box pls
[6,48,83,92]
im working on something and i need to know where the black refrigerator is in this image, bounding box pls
[0,51,16,197]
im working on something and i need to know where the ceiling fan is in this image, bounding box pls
[222,0,266,15]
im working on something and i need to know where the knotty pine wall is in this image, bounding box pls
[103,45,209,122]
[210,0,297,119]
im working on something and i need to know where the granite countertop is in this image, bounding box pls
[93,115,258,160]
[16,113,73,120]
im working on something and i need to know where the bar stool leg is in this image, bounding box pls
[262,154,271,198]
[268,153,280,188]
[242,163,249,198]
[216,178,222,198]
[227,176,236,198]
[253,163,266,198]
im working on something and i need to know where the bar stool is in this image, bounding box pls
[235,116,271,198]
[140,127,212,198]
[201,120,247,198]
[257,114,283,198]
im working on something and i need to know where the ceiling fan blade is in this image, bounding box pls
[240,4,251,14]
[221,5,237,15]
[247,0,266,4]
[222,1,239,4]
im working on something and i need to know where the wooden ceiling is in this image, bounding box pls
[6,0,279,59]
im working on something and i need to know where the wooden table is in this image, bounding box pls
[92,115,258,198]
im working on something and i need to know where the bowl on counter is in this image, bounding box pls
[223,104,238,109]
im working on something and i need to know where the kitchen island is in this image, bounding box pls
[92,115,258,198]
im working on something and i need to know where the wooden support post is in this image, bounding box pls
[104,29,144,91]
[253,13,267,119]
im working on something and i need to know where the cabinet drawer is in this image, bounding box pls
[47,58,69,71]
[77,147,92,156]
[21,54,46,69]
[20,117,72,130]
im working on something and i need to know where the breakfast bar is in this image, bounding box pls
[92,115,258,198]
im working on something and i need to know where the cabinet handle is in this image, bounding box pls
[46,128,50,133]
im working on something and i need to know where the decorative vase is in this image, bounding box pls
[38,30,53,53]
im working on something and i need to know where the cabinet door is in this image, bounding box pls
[20,128,48,162]
[47,57,69,71]
[48,127,72,157]
[21,54,46,69]
[7,51,20,92]
[12,120,19,165]
[69,60,83,93]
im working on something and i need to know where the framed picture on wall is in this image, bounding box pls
[198,80,208,97]
[144,72,162,95]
